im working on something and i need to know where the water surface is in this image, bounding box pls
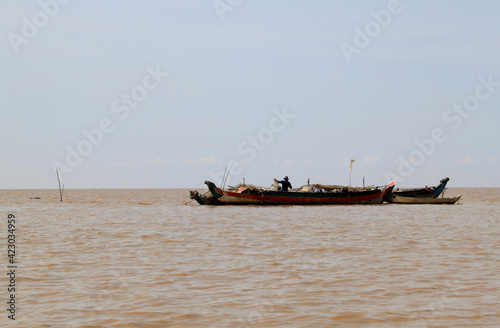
[1,188,499,327]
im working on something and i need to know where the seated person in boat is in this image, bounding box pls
[274,176,292,191]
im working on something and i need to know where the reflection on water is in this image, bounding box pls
[1,188,499,327]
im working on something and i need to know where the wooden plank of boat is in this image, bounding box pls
[389,194,461,204]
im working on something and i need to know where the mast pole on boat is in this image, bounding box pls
[349,159,355,187]
[220,165,228,188]
[222,167,230,189]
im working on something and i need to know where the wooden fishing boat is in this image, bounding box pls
[190,180,395,205]
[384,177,450,202]
[388,194,461,204]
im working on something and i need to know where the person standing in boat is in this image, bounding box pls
[274,176,292,191]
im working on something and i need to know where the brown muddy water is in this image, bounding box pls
[0,188,499,327]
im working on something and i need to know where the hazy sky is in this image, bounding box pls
[1,0,499,189]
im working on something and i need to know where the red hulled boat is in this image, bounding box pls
[190,180,395,205]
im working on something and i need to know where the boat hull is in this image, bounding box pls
[389,194,461,204]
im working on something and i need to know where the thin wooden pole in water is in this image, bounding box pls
[56,169,64,202]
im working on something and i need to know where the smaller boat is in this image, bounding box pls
[388,194,461,204]
[384,177,450,202]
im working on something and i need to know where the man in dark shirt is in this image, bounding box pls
[275,176,292,191]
